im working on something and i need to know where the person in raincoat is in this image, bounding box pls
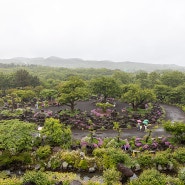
[143,119,149,131]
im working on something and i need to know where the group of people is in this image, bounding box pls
[137,119,149,131]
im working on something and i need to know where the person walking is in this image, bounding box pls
[143,119,149,131]
[137,120,142,131]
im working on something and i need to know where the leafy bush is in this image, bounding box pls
[0,171,8,179]
[0,119,36,154]
[173,147,185,163]
[36,145,51,159]
[165,176,183,185]
[84,181,102,185]
[103,138,126,148]
[81,136,103,148]
[0,108,23,117]
[129,169,166,185]
[163,120,185,143]
[45,171,78,185]
[103,168,121,185]
[49,152,62,170]
[0,151,13,167]
[60,150,98,171]
[178,167,185,183]
[0,151,32,167]
[0,177,22,185]
[11,152,32,164]
[153,150,179,171]
[153,150,171,166]
[0,110,11,116]
[181,105,185,112]
[93,147,132,169]
[41,118,72,148]
[0,98,4,106]
[77,159,89,170]
[61,150,80,166]
[136,151,153,168]
[22,171,50,185]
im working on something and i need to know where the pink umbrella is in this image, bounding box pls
[137,120,142,123]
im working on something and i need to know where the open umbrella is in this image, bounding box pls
[143,119,149,125]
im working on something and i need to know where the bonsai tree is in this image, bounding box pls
[96,102,114,113]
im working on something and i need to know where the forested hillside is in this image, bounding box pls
[0,57,185,72]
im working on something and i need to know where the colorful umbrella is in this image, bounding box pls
[143,119,149,125]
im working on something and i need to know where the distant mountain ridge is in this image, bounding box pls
[0,57,184,72]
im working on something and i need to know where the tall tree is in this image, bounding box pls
[160,71,185,87]
[154,84,172,103]
[90,76,121,102]
[0,73,14,91]
[40,89,58,101]
[122,84,156,110]
[135,71,150,89]
[58,76,89,111]
[14,69,40,88]
[112,70,133,84]
[14,89,36,102]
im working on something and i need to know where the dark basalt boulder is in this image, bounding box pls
[117,163,134,177]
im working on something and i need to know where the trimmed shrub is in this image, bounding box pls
[136,151,153,168]
[129,169,166,185]
[173,147,185,163]
[22,171,50,185]
[93,147,132,169]
[36,145,51,159]
[0,177,22,185]
[103,168,121,185]
[166,176,184,185]
[49,152,62,170]
[178,167,185,184]
[45,171,79,185]
[0,151,32,168]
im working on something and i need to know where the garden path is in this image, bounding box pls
[40,101,185,140]
[72,102,185,140]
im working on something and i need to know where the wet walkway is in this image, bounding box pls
[72,104,185,140]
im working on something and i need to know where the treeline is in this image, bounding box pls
[0,69,40,90]
[0,65,185,106]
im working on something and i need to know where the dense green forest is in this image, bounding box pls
[0,63,185,107]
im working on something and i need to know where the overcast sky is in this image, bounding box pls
[0,0,185,66]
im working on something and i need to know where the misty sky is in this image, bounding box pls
[0,0,185,66]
